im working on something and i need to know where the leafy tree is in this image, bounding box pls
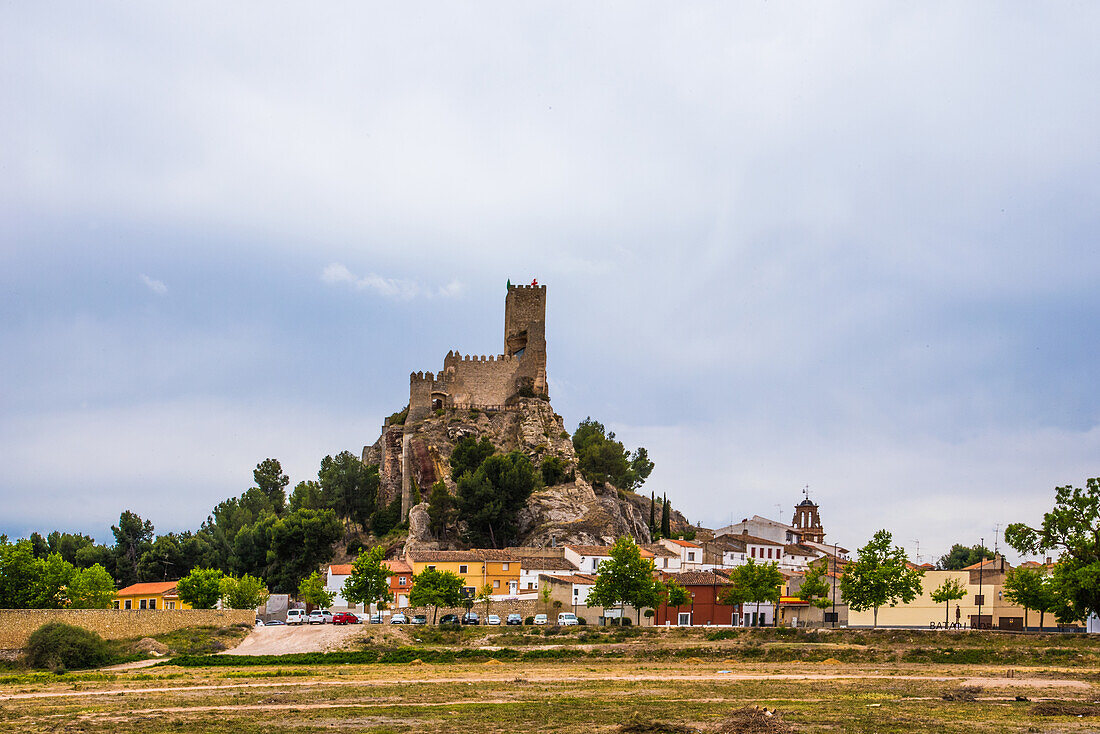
[456,452,538,548]
[427,480,456,541]
[29,532,50,559]
[253,458,290,511]
[220,574,269,609]
[319,451,380,531]
[476,583,494,619]
[930,577,968,628]
[572,417,653,491]
[45,532,98,567]
[298,571,335,608]
[409,568,464,624]
[720,558,784,626]
[840,530,925,628]
[137,533,185,582]
[67,564,116,608]
[111,511,155,587]
[1005,478,1100,623]
[0,538,48,608]
[540,455,569,486]
[176,568,224,609]
[370,494,404,537]
[268,508,343,593]
[1003,566,1052,630]
[289,480,325,511]
[450,436,496,480]
[35,553,75,608]
[936,543,993,571]
[342,546,392,611]
[588,536,663,624]
[540,584,553,611]
[663,578,690,620]
[797,564,833,612]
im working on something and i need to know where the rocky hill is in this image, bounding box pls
[363,398,691,550]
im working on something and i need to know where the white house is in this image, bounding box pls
[658,538,704,569]
[516,556,578,591]
[643,544,683,572]
[564,545,656,574]
[325,564,363,612]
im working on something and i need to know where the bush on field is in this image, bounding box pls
[25,622,112,671]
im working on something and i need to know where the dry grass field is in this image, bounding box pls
[4,625,1100,733]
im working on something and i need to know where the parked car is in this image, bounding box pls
[506,613,523,626]
[333,612,359,625]
[309,609,333,624]
[486,614,501,626]
[411,614,428,625]
[264,619,286,626]
[533,614,548,625]
[439,613,461,626]
[557,612,578,626]
[390,613,408,624]
[369,613,383,624]
[255,617,264,626]
[287,609,306,625]
[461,611,480,625]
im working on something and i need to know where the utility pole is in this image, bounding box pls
[831,542,838,629]
[977,537,984,630]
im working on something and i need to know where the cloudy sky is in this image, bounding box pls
[2,3,1097,564]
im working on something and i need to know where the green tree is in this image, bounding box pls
[1003,566,1050,630]
[427,480,456,541]
[663,578,690,622]
[289,480,325,511]
[1005,478,1100,623]
[35,553,75,609]
[660,495,671,538]
[262,507,343,593]
[476,583,494,619]
[450,436,496,480]
[298,571,335,608]
[220,574,269,609]
[44,532,98,567]
[930,577,968,628]
[572,417,653,491]
[540,455,569,486]
[936,543,993,571]
[409,568,464,624]
[137,533,185,583]
[253,458,290,511]
[67,564,116,608]
[370,494,404,537]
[798,564,833,612]
[587,536,663,624]
[111,511,155,587]
[456,452,538,548]
[318,451,380,531]
[176,568,224,609]
[649,492,657,535]
[342,546,392,611]
[840,530,925,628]
[720,558,784,627]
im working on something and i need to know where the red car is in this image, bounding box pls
[332,612,360,625]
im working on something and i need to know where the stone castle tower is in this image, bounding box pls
[406,282,548,422]
[791,498,825,544]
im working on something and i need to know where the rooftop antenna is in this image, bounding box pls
[803,485,810,502]
[912,539,922,565]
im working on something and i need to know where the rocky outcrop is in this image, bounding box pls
[364,398,686,548]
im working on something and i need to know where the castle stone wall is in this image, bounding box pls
[0,609,254,651]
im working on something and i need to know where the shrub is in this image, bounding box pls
[577,617,587,625]
[25,622,112,671]
[525,616,535,625]
[622,618,632,627]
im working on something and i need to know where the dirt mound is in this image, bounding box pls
[617,711,698,733]
[713,706,793,734]
[1032,701,1100,717]
[942,685,981,702]
[132,638,169,656]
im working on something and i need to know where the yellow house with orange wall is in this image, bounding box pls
[113,582,192,610]
[405,550,521,597]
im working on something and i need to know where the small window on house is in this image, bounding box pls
[528,582,535,589]
[166,602,175,609]
[459,565,468,574]
[112,600,120,610]
[428,565,436,571]
[751,548,756,558]
[678,612,692,626]
[502,562,509,571]
[399,576,407,585]
[139,599,147,610]
[687,552,695,561]
[974,594,985,606]
[493,580,500,588]
[125,599,132,610]
[149,599,156,610]
[573,588,579,596]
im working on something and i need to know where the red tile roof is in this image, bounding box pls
[663,538,702,548]
[383,559,413,574]
[567,545,655,558]
[116,582,179,597]
[328,564,354,576]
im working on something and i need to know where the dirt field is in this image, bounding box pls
[5,626,1100,733]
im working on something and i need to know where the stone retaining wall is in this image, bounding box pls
[0,609,255,650]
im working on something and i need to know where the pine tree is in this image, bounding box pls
[649,492,656,534]
[660,494,671,538]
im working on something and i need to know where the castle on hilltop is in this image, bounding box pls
[407,282,548,421]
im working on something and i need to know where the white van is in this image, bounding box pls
[557,612,578,626]
[286,609,306,625]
